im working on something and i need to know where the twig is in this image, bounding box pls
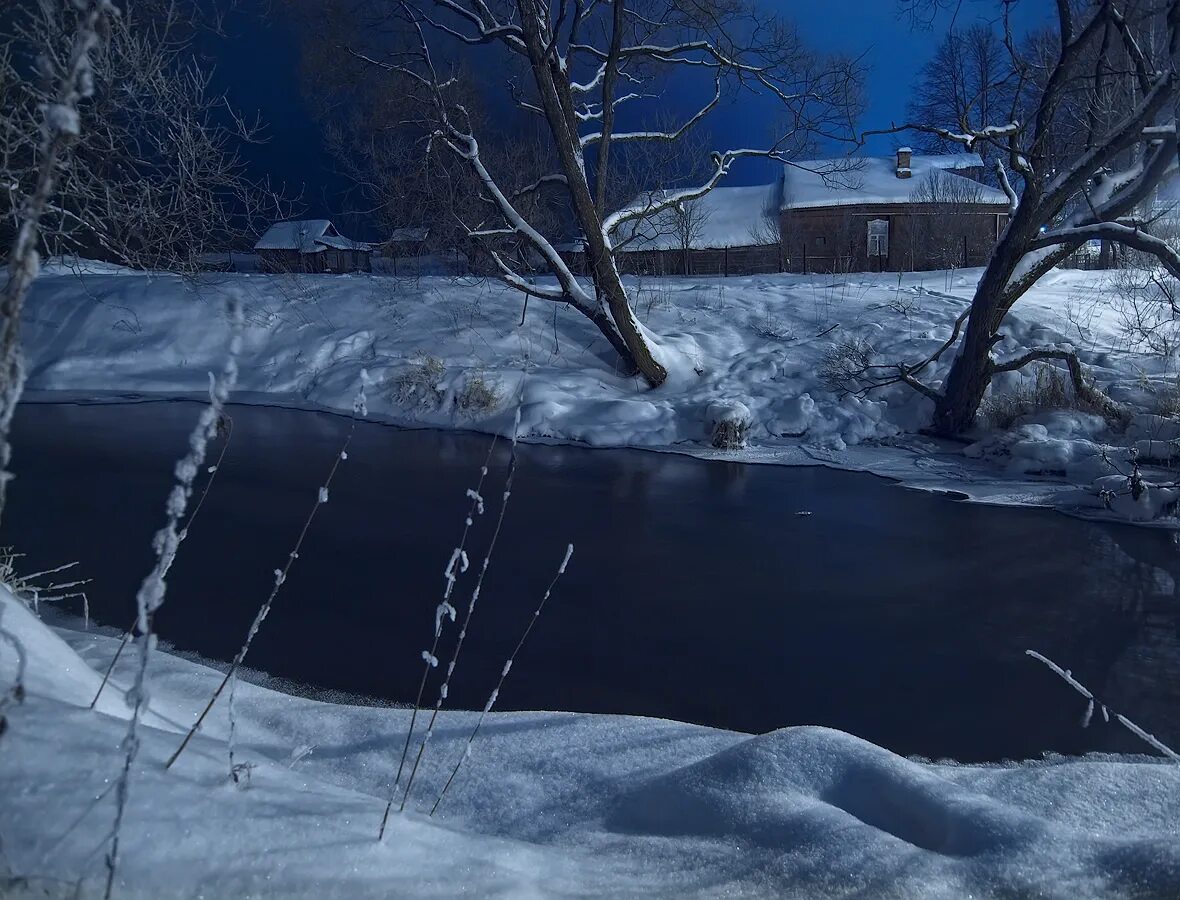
[90,417,234,710]
[165,380,367,770]
[397,424,520,815]
[378,432,499,839]
[1026,649,1179,762]
[429,542,574,817]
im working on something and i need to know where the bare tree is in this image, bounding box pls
[336,0,861,385]
[862,0,1180,435]
[2,1,287,273]
[905,23,1017,177]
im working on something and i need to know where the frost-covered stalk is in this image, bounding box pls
[91,416,233,710]
[429,542,573,817]
[1026,650,1180,762]
[103,299,242,900]
[165,377,369,770]
[0,0,118,527]
[0,600,28,740]
[378,434,499,839]
[396,411,522,814]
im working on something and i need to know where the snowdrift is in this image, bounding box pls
[3,588,1180,898]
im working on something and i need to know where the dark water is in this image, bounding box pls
[8,400,1180,762]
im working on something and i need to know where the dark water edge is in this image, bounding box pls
[7,399,1180,763]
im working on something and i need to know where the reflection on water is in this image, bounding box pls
[7,400,1180,763]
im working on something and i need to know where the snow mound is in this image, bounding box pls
[612,726,1180,898]
[4,593,1180,896]
[0,585,126,715]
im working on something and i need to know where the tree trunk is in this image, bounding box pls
[930,315,994,435]
[585,300,640,375]
[587,251,664,382]
[516,4,668,387]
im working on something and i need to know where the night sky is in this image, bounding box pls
[205,1,1049,235]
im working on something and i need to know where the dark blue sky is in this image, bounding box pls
[207,0,1048,233]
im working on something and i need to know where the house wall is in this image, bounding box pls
[258,249,371,274]
[781,203,1006,273]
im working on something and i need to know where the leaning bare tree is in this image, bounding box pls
[866,0,1180,435]
[341,0,860,385]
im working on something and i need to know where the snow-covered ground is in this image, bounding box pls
[17,261,1180,520]
[3,587,1180,898]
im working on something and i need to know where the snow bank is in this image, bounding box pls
[3,589,1180,897]
[17,263,1180,522]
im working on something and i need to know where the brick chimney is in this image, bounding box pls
[896,147,913,179]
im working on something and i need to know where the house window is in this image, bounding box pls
[867,219,889,258]
[815,236,826,247]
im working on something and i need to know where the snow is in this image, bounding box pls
[254,220,335,252]
[3,587,1180,897]
[615,182,781,250]
[783,154,1011,209]
[17,261,1180,523]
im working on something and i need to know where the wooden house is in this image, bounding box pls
[254,220,372,274]
[566,149,1010,277]
[778,149,1011,273]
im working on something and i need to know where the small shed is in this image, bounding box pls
[254,220,372,274]
[376,227,431,275]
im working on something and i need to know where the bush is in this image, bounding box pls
[819,337,875,395]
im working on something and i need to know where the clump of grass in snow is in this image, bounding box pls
[395,440,520,816]
[379,430,502,838]
[0,550,90,624]
[981,363,1098,429]
[455,373,502,416]
[819,337,875,396]
[393,353,445,409]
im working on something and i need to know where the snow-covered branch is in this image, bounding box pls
[580,76,720,148]
[603,147,781,237]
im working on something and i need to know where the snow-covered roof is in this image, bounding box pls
[614,182,782,252]
[782,154,1009,211]
[389,227,430,243]
[255,220,370,253]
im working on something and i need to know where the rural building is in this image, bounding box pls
[562,149,1010,277]
[254,220,372,273]
[608,182,785,276]
[779,149,1010,273]
[374,227,431,275]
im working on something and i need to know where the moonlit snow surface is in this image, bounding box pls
[2,587,1179,898]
